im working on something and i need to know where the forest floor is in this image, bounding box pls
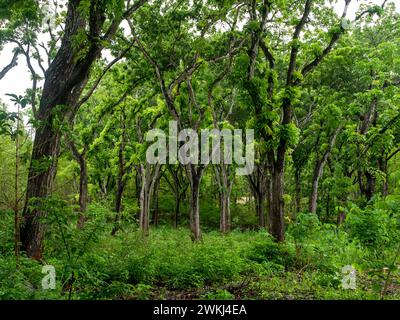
[1,214,399,300]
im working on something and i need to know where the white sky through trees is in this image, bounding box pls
[0,0,397,113]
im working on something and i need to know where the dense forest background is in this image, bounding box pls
[0,0,399,300]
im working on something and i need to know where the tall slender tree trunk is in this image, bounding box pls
[77,158,88,228]
[14,103,20,262]
[380,157,389,197]
[358,96,378,201]
[358,169,376,201]
[295,169,301,214]
[68,140,88,229]
[309,127,340,214]
[187,165,203,242]
[138,164,161,236]
[215,165,233,234]
[270,165,285,242]
[254,192,265,229]
[174,193,180,228]
[219,193,231,234]
[248,163,268,229]
[309,161,323,214]
[165,165,187,229]
[111,111,127,236]
[139,181,151,235]
[365,171,376,200]
[152,175,160,227]
[189,178,201,241]
[266,174,273,231]
[135,170,142,219]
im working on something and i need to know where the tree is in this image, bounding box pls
[130,0,245,241]
[241,0,385,241]
[163,165,189,228]
[20,0,147,260]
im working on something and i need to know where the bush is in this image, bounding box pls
[345,203,394,247]
[247,237,297,271]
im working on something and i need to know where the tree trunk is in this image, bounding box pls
[215,165,233,234]
[152,175,160,227]
[364,171,376,201]
[139,182,151,236]
[21,123,62,260]
[21,1,109,260]
[14,103,20,261]
[337,211,346,225]
[270,166,285,242]
[174,193,180,228]
[295,169,301,214]
[219,193,231,233]
[138,164,161,236]
[248,163,268,229]
[254,192,265,229]
[309,160,323,214]
[358,96,378,201]
[77,156,88,228]
[68,140,88,229]
[309,127,340,214]
[190,178,201,241]
[187,165,203,242]
[165,165,187,229]
[380,157,388,197]
[266,173,273,231]
[111,112,126,236]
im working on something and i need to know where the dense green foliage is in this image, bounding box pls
[1,198,399,299]
[0,0,400,300]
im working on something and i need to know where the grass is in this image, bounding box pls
[1,223,398,300]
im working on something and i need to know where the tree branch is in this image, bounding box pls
[75,43,135,110]
[301,0,352,78]
[287,0,313,85]
[0,50,19,81]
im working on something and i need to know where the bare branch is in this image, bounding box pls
[75,43,135,109]
[0,50,19,81]
[102,0,148,42]
[33,45,47,76]
[388,147,400,162]
[129,22,180,121]
[287,0,313,85]
[301,0,352,78]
